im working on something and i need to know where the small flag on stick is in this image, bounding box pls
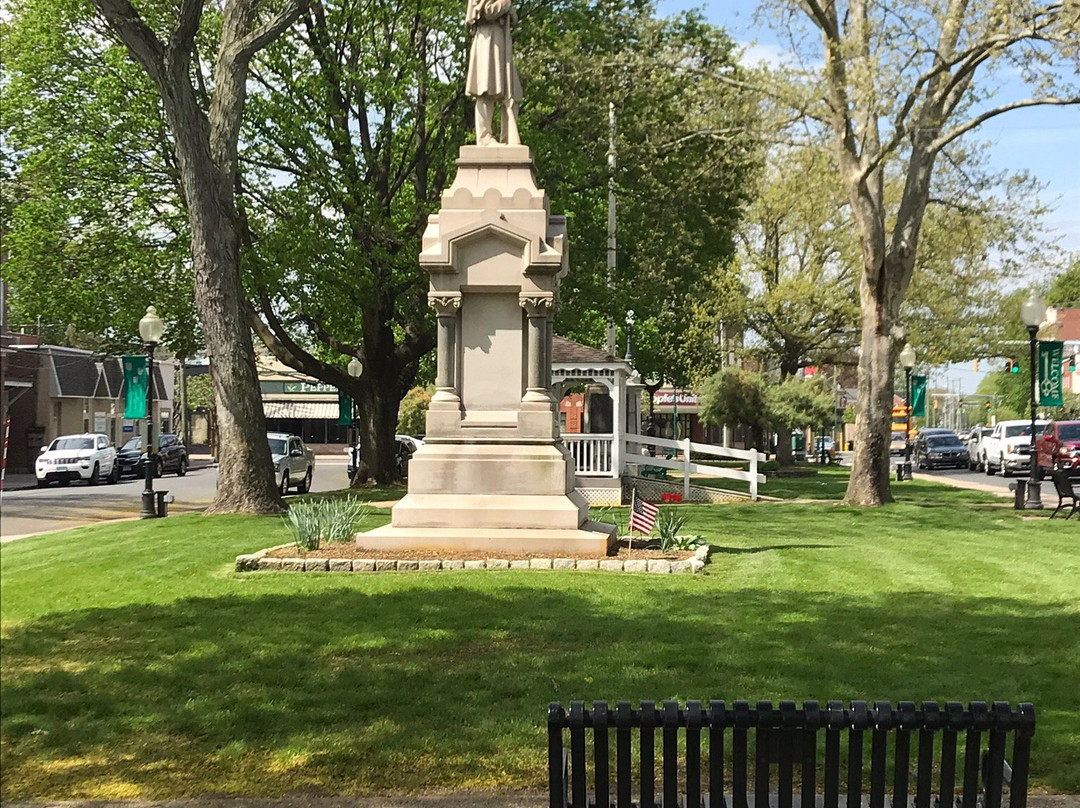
[629,488,659,535]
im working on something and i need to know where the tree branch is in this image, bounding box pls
[88,0,166,83]
[932,97,1080,152]
[235,0,309,63]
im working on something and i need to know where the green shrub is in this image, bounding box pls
[664,533,706,551]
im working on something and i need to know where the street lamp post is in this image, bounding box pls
[899,343,916,481]
[347,357,363,480]
[1021,292,1046,509]
[138,306,164,518]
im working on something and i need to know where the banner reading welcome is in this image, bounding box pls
[1039,341,1064,407]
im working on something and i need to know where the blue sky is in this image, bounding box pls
[656,0,1079,393]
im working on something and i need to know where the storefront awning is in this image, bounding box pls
[263,400,339,420]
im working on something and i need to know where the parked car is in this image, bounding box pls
[1035,420,1080,477]
[981,419,1047,477]
[812,437,837,463]
[965,426,993,471]
[346,435,425,479]
[914,431,969,470]
[35,433,119,487]
[889,432,908,456]
[268,432,314,494]
[116,433,189,478]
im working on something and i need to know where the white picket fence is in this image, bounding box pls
[625,434,766,501]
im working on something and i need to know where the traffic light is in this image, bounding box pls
[1070,354,1077,373]
[1006,358,1019,373]
[985,401,992,413]
[974,359,980,372]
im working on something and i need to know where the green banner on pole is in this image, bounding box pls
[337,392,353,426]
[1039,340,1064,407]
[911,375,928,418]
[123,355,148,419]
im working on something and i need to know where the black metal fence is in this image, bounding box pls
[547,700,1035,808]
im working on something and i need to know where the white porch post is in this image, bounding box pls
[612,374,624,478]
[683,437,692,500]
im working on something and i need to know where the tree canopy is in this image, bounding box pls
[756,0,1078,505]
[2,0,760,480]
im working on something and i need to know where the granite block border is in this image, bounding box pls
[236,543,711,575]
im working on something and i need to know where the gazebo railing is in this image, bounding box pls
[563,433,614,476]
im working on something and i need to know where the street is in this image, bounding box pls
[0,456,351,541]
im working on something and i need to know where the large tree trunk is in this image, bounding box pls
[843,270,901,505]
[90,0,303,514]
[353,382,405,486]
[168,109,283,514]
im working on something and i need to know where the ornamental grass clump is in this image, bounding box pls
[318,497,367,543]
[284,497,368,551]
[284,503,321,551]
[655,508,704,551]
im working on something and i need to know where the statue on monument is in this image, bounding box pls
[465,0,522,146]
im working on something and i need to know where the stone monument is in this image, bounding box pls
[357,2,615,555]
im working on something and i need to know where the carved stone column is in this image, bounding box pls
[521,295,554,403]
[430,295,461,403]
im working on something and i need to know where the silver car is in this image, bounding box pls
[267,432,314,494]
[965,426,993,471]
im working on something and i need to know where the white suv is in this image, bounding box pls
[36,433,119,487]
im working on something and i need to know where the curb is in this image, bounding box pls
[237,542,711,575]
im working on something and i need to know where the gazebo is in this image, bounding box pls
[552,336,643,504]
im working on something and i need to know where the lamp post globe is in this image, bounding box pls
[346,357,363,480]
[899,343,915,480]
[1021,293,1046,509]
[139,306,165,518]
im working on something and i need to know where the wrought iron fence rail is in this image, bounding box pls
[548,700,1035,808]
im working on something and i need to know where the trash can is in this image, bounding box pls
[791,432,806,462]
[1009,480,1026,511]
[155,490,170,518]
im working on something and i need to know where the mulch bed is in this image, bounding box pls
[266,538,695,562]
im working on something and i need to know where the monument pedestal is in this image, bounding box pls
[358,145,615,555]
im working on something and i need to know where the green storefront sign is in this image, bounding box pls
[1039,340,1064,407]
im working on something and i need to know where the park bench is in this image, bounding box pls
[1048,470,1079,519]
[638,448,679,480]
[548,700,1034,808]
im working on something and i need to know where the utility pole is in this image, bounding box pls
[604,101,617,356]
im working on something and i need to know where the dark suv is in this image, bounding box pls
[116,433,189,478]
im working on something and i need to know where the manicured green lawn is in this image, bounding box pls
[2,478,1077,799]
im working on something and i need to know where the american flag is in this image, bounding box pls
[629,488,659,535]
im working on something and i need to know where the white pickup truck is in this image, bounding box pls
[981,420,1046,477]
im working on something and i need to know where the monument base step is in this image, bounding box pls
[388,492,587,530]
[358,521,616,555]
